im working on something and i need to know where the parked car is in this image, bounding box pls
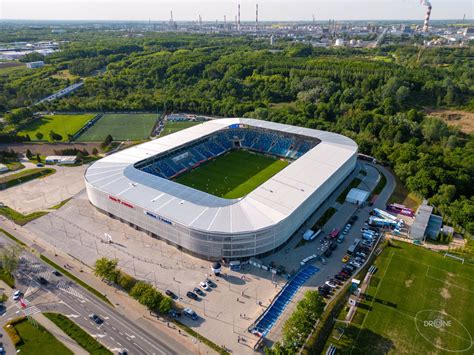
[186,291,199,300]
[350,261,362,268]
[206,279,217,288]
[325,281,337,289]
[342,255,350,263]
[183,307,198,320]
[329,278,342,285]
[349,215,358,223]
[334,274,346,281]
[329,242,337,251]
[168,309,181,318]
[344,264,356,271]
[193,287,205,296]
[324,248,332,257]
[52,270,62,277]
[356,252,367,258]
[337,235,345,243]
[38,277,48,285]
[165,289,178,299]
[89,313,103,325]
[200,281,209,290]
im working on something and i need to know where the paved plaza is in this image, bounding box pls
[0,163,87,214]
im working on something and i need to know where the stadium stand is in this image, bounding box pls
[138,127,317,179]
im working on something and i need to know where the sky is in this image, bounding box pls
[0,0,472,21]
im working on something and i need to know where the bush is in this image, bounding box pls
[117,272,136,292]
[3,318,23,346]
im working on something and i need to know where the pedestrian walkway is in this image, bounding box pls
[251,265,319,336]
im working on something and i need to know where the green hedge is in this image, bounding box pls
[44,313,112,355]
[0,227,27,246]
[0,268,15,287]
[0,207,48,226]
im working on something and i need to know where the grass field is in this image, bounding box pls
[174,150,289,199]
[0,62,26,75]
[160,121,201,136]
[326,241,474,354]
[13,318,73,355]
[19,114,95,142]
[77,113,158,141]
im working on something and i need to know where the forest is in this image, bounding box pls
[0,32,473,233]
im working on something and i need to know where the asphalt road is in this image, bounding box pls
[0,233,188,355]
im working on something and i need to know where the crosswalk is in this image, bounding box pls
[23,306,41,317]
[30,262,50,280]
[57,280,86,301]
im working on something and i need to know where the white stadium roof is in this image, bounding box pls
[85,118,357,234]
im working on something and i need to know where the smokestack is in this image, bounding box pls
[199,14,202,28]
[256,3,259,30]
[420,0,432,32]
[224,15,226,25]
[238,4,241,31]
[312,14,315,23]
[170,10,173,25]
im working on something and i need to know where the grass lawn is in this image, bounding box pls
[44,313,111,355]
[160,121,201,137]
[13,318,73,355]
[77,113,158,141]
[0,168,55,190]
[325,241,474,354]
[0,268,14,287]
[0,63,26,75]
[389,169,422,209]
[174,150,289,199]
[19,114,95,142]
[0,206,48,225]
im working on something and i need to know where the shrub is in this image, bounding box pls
[4,318,23,346]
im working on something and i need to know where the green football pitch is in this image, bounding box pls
[174,150,289,199]
[19,114,95,142]
[326,241,474,354]
[76,113,158,141]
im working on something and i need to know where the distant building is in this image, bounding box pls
[410,201,443,241]
[26,61,45,69]
[45,155,76,165]
[334,38,345,47]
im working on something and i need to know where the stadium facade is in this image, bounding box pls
[85,118,358,260]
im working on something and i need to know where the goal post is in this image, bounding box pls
[444,253,464,264]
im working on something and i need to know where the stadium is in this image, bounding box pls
[84,118,358,260]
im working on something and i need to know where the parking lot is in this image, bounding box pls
[24,161,394,353]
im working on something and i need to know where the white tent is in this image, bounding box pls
[346,188,370,205]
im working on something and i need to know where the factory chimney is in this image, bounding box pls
[238,4,241,31]
[420,0,432,32]
[256,3,259,30]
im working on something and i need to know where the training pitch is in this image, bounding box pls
[174,149,289,199]
[331,241,474,354]
[77,113,158,141]
[160,121,201,137]
[20,114,95,142]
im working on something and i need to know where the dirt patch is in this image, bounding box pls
[425,109,474,134]
[405,279,413,288]
[0,61,23,69]
[440,288,451,299]
[0,142,101,155]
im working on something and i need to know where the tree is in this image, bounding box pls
[0,245,21,275]
[101,134,113,149]
[36,154,41,163]
[117,272,136,292]
[158,297,173,313]
[93,257,119,283]
[49,130,63,141]
[26,149,33,160]
[92,148,99,155]
[35,132,44,140]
